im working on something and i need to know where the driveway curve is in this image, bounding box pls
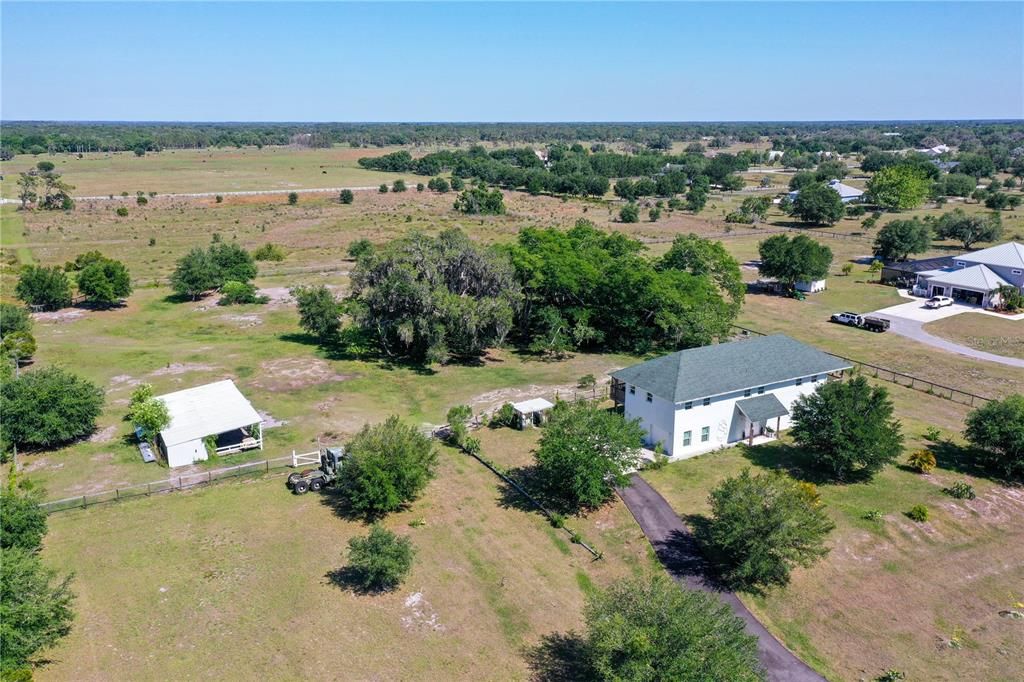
[875,314,1024,368]
[618,474,825,682]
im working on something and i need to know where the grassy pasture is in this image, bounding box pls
[37,427,656,682]
[644,383,1024,682]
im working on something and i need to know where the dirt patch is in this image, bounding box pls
[150,362,217,377]
[109,374,140,388]
[468,379,616,414]
[257,287,294,305]
[90,452,115,463]
[258,410,288,429]
[401,592,445,632]
[251,357,352,392]
[32,309,86,323]
[220,313,263,328]
[88,426,117,444]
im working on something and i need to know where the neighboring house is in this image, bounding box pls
[917,144,951,156]
[755,277,827,294]
[611,335,851,459]
[788,179,864,204]
[156,380,264,468]
[880,255,956,287]
[911,241,1024,308]
[932,160,961,172]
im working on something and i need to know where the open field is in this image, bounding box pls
[644,383,1024,682]
[924,313,1024,360]
[37,427,657,681]
[0,146,432,199]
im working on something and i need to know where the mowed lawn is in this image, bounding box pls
[644,383,1024,682]
[925,313,1024,360]
[38,427,656,682]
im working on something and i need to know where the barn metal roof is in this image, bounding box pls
[157,380,262,446]
[957,242,1024,270]
[926,264,1010,291]
[612,335,850,404]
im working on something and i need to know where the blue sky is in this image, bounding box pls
[2,2,1022,121]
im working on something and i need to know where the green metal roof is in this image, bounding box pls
[736,394,789,423]
[612,334,851,404]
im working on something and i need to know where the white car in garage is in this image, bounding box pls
[924,295,954,309]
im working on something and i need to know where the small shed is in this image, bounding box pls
[511,398,555,429]
[156,380,263,468]
[795,279,827,293]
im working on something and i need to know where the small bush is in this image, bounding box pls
[577,374,596,389]
[347,238,374,260]
[907,449,936,473]
[136,195,147,206]
[876,670,906,682]
[841,263,854,276]
[219,280,267,305]
[344,525,415,592]
[863,509,883,522]
[115,206,129,217]
[924,426,942,442]
[339,189,354,204]
[906,504,929,522]
[868,259,883,272]
[943,481,976,500]
[490,402,517,428]
[548,512,565,529]
[378,183,388,193]
[252,243,286,262]
[215,195,223,203]
[287,191,298,205]
[148,238,156,246]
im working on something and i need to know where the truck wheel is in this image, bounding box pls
[310,478,323,492]
[293,479,310,495]
[286,473,301,487]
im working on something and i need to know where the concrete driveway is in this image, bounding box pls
[872,300,1024,368]
[618,475,825,681]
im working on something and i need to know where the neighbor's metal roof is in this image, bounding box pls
[157,380,262,446]
[512,398,555,413]
[957,242,1024,270]
[736,393,790,423]
[926,264,1010,291]
[612,335,851,404]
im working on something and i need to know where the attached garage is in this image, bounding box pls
[917,264,1010,309]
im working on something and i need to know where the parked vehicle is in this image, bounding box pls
[286,447,346,494]
[925,296,954,309]
[829,312,890,333]
[830,312,864,326]
[861,316,890,333]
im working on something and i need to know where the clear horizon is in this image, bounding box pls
[3,2,1022,122]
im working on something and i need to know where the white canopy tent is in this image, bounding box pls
[156,380,263,468]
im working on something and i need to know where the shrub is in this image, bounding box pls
[0,332,36,365]
[136,195,147,206]
[841,263,854,276]
[416,182,425,192]
[863,509,883,522]
[706,469,834,590]
[336,416,438,519]
[219,280,266,305]
[584,575,762,681]
[0,367,104,448]
[77,256,133,307]
[906,504,929,522]
[346,238,374,260]
[490,402,516,428]
[215,195,223,203]
[0,547,76,671]
[378,183,388,193]
[924,426,942,441]
[343,525,415,592]
[619,203,639,223]
[339,189,354,204]
[868,259,884,272]
[391,179,407,193]
[287,191,298,205]
[1,484,47,551]
[252,243,286,262]
[943,481,976,500]
[907,449,936,473]
[127,397,170,441]
[876,670,906,682]
[453,185,505,215]
[577,374,596,389]
[115,206,129,217]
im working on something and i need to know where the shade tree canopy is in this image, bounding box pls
[872,218,932,261]
[758,234,833,287]
[76,256,133,307]
[963,394,1024,480]
[791,182,845,225]
[15,266,72,311]
[170,242,257,300]
[0,367,105,448]
[867,165,931,210]
[932,208,1002,249]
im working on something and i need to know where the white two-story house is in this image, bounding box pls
[611,334,851,459]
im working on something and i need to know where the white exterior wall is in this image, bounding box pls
[165,438,208,468]
[622,387,677,454]
[623,375,833,460]
[795,279,827,293]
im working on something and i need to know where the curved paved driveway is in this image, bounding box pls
[873,311,1024,369]
[618,474,825,682]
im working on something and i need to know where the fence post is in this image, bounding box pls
[147,483,151,496]
[115,488,119,500]
[82,496,86,509]
[179,477,183,490]
[266,459,270,473]
[209,472,213,484]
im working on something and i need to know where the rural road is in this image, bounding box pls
[0,184,389,205]
[875,314,1024,368]
[617,474,826,682]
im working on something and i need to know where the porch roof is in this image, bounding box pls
[735,394,789,423]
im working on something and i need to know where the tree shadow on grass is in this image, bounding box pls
[523,631,595,682]
[929,438,1009,481]
[317,489,395,524]
[323,566,395,596]
[277,331,442,375]
[494,464,581,517]
[738,441,875,485]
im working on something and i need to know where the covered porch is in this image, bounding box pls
[733,394,789,445]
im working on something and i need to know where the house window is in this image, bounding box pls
[702,397,710,406]
[701,426,710,443]
[683,431,691,447]
[629,385,635,395]
[646,392,653,403]
[956,261,965,267]
[684,401,692,410]
[743,388,751,397]
[758,386,765,394]
[796,377,803,386]
[1013,270,1022,275]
